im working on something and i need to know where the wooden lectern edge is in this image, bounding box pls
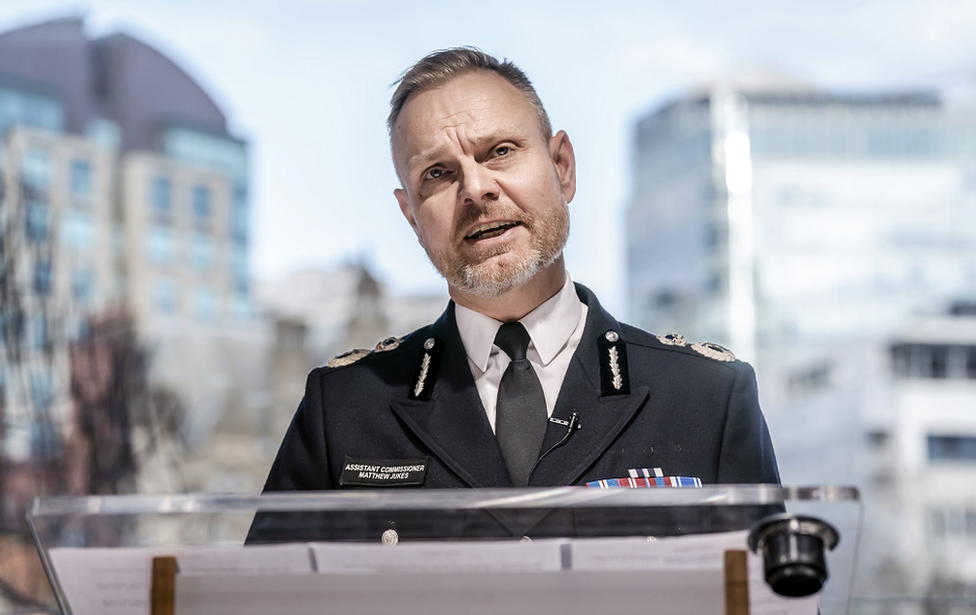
[151,556,179,615]
[725,549,750,615]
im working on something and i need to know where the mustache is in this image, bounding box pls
[454,205,531,239]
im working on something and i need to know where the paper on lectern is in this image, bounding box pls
[48,544,312,615]
[48,532,818,615]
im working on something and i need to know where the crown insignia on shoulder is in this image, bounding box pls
[657,332,687,347]
[690,341,736,362]
[375,336,402,352]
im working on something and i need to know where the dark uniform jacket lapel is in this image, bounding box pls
[390,304,513,488]
[530,286,650,487]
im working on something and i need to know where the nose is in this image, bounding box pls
[457,161,498,206]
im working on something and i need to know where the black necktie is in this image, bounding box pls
[494,322,547,487]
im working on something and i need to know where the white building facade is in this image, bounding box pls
[628,73,976,608]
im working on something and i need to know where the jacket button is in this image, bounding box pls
[381,529,399,545]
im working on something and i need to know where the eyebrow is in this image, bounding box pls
[410,128,526,169]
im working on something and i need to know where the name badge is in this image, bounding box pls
[339,456,428,487]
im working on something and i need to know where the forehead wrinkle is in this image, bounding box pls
[394,73,539,178]
[409,119,529,170]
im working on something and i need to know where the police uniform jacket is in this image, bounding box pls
[250,284,779,542]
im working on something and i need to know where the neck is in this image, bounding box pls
[450,257,566,322]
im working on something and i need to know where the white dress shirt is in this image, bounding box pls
[455,275,589,433]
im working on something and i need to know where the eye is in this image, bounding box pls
[424,168,445,180]
[494,145,511,157]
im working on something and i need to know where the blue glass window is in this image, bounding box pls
[152,177,172,221]
[84,117,121,150]
[231,294,251,319]
[71,269,94,305]
[190,234,214,270]
[0,86,64,135]
[33,261,52,295]
[29,365,54,410]
[161,127,247,183]
[154,279,178,314]
[31,422,61,459]
[63,211,96,251]
[232,186,247,242]
[20,149,50,194]
[70,160,92,197]
[31,315,48,349]
[193,185,210,221]
[146,227,175,264]
[929,435,976,461]
[231,245,247,281]
[26,202,49,242]
[75,319,90,341]
[194,287,218,322]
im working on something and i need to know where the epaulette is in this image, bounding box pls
[325,335,403,369]
[656,332,736,363]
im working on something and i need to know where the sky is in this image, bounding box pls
[2,0,976,317]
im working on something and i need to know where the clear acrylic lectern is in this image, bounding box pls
[29,485,861,615]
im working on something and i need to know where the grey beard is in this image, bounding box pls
[419,198,571,300]
[450,245,559,299]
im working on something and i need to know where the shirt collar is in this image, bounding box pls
[455,274,583,372]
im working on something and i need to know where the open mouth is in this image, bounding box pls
[465,221,521,241]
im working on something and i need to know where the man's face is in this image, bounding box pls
[392,71,576,299]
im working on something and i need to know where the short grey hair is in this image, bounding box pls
[388,47,553,143]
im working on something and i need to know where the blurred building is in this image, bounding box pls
[256,263,448,366]
[256,263,447,441]
[0,16,256,501]
[627,70,976,367]
[778,305,976,606]
[627,71,976,608]
[173,263,447,496]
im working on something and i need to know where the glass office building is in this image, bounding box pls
[627,73,976,366]
[0,17,252,472]
[627,72,976,606]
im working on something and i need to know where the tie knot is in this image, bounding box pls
[494,322,531,362]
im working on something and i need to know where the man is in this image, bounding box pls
[259,48,778,506]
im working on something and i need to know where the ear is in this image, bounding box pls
[395,188,421,237]
[549,130,576,203]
